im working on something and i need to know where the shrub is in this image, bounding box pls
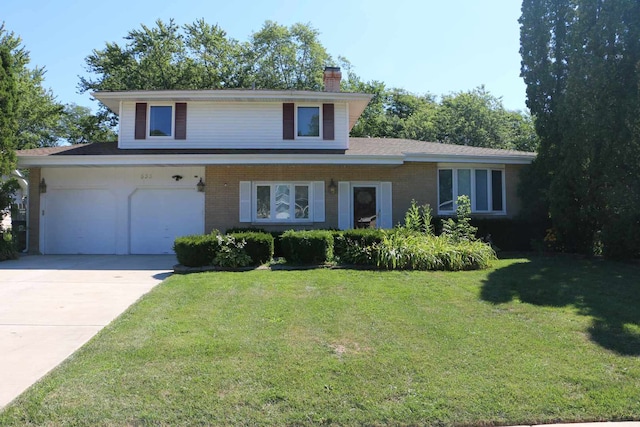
[280,230,334,264]
[173,234,219,267]
[228,232,274,265]
[442,195,478,243]
[0,232,18,262]
[334,228,385,265]
[375,231,496,271]
[212,234,252,268]
[600,213,640,260]
[403,200,434,235]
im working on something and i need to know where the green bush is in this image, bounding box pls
[173,234,219,267]
[375,231,496,271]
[0,232,18,262]
[334,228,385,265]
[280,230,334,264]
[212,235,252,268]
[228,232,274,265]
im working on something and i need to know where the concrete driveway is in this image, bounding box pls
[0,254,175,408]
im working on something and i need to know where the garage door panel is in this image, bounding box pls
[130,189,204,254]
[44,190,117,254]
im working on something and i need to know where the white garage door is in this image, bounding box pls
[44,189,117,254]
[130,189,204,254]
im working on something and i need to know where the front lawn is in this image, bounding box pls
[2,257,640,426]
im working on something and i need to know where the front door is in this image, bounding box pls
[353,186,377,228]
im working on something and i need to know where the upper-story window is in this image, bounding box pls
[297,106,320,137]
[135,102,187,140]
[149,105,173,137]
[283,103,334,141]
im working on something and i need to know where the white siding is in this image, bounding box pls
[118,101,350,150]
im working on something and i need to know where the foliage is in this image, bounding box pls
[0,41,18,175]
[0,231,18,261]
[0,24,64,149]
[441,195,478,243]
[520,0,640,257]
[375,231,496,271]
[60,104,117,144]
[212,234,252,268]
[172,233,219,267]
[80,19,334,102]
[402,199,433,235]
[347,79,538,151]
[435,86,538,151]
[333,228,384,265]
[228,231,274,265]
[280,230,333,264]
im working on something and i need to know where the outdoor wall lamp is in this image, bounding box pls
[196,178,205,192]
[328,178,337,195]
[172,174,183,181]
[39,178,47,194]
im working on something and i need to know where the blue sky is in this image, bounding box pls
[4,0,527,112]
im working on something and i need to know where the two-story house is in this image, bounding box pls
[16,67,535,255]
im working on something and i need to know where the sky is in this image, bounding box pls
[3,0,528,112]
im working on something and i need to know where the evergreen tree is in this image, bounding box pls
[520,0,640,257]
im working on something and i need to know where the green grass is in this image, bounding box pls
[2,256,640,426]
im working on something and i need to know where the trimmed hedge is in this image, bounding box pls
[174,231,274,267]
[280,230,334,264]
[173,234,219,267]
[333,228,385,265]
[228,232,274,265]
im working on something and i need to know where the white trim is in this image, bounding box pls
[18,154,406,167]
[147,103,175,139]
[251,182,317,224]
[350,182,380,230]
[295,105,322,139]
[437,167,507,216]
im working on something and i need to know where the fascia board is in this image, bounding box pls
[18,154,404,168]
[403,153,536,165]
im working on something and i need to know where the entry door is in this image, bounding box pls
[353,186,378,229]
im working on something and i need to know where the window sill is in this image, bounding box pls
[251,221,316,226]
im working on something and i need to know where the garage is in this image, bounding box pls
[43,189,118,254]
[130,188,204,254]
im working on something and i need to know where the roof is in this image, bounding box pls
[92,89,374,132]
[16,138,536,167]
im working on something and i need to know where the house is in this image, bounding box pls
[16,67,535,255]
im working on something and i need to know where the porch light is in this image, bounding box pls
[196,178,205,192]
[328,178,337,195]
[39,178,47,194]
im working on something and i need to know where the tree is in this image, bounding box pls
[60,104,117,144]
[434,86,538,150]
[520,0,640,257]
[0,43,18,175]
[247,21,331,90]
[1,24,64,149]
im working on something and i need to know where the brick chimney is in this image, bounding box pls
[323,66,342,92]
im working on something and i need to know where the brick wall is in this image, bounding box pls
[27,168,41,254]
[204,163,438,232]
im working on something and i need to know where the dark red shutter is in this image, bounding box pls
[283,103,295,140]
[322,103,334,140]
[175,103,187,140]
[134,103,147,140]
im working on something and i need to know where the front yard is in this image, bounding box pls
[1,256,639,426]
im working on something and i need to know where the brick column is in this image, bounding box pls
[27,168,41,254]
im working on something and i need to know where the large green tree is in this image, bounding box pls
[1,24,64,149]
[520,0,640,257]
[0,43,18,175]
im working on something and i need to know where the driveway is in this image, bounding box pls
[0,254,175,408]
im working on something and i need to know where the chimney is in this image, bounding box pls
[323,66,342,92]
